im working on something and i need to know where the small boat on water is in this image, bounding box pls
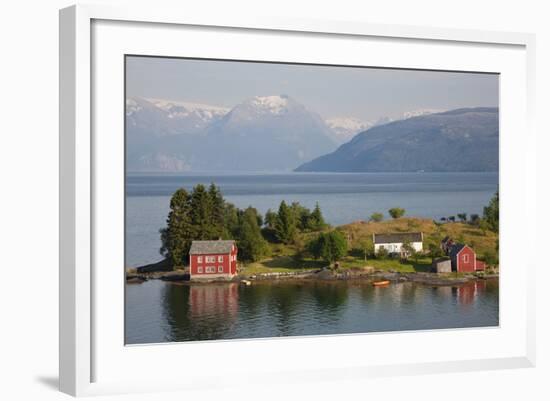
[241,280,252,286]
[372,280,390,287]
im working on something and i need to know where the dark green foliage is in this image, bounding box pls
[289,202,311,231]
[457,213,468,222]
[448,216,456,222]
[237,207,269,262]
[483,249,499,267]
[470,214,480,226]
[401,240,416,260]
[208,183,225,238]
[160,188,192,267]
[160,183,267,267]
[307,231,348,263]
[274,201,297,244]
[388,207,406,219]
[483,190,499,232]
[376,246,389,259]
[264,209,278,229]
[428,243,444,258]
[369,212,384,222]
[308,202,326,230]
[358,238,374,261]
[222,203,240,239]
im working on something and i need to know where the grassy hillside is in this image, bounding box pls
[241,217,498,275]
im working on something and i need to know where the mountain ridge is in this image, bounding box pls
[295,107,499,173]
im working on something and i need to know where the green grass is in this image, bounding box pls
[241,217,497,275]
[241,256,325,275]
[337,255,432,273]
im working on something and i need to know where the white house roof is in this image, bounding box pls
[373,232,423,244]
[189,240,235,255]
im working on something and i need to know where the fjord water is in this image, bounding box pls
[125,172,499,343]
[126,172,498,267]
[125,279,499,344]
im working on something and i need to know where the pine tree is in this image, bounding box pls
[264,209,278,229]
[208,183,225,238]
[483,190,499,232]
[274,200,297,244]
[307,231,348,264]
[308,202,326,230]
[160,188,192,267]
[189,184,214,240]
[237,207,269,262]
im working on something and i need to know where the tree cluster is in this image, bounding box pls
[268,201,327,244]
[160,184,268,266]
[307,231,348,264]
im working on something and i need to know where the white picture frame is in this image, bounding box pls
[59,4,536,397]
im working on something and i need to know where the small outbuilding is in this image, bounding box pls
[189,240,238,280]
[449,243,485,273]
[432,257,452,273]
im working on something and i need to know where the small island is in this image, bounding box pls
[126,184,499,287]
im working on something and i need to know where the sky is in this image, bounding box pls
[126,56,499,122]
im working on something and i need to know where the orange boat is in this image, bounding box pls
[372,280,390,287]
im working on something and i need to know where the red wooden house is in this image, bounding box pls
[189,240,238,280]
[449,243,485,273]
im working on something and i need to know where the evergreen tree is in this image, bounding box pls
[189,184,215,240]
[237,207,269,262]
[208,183,225,238]
[308,202,326,230]
[290,201,311,231]
[483,190,499,232]
[308,231,348,264]
[159,188,192,267]
[222,202,239,239]
[274,200,297,244]
[264,209,278,229]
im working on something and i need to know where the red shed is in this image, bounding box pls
[449,243,485,272]
[189,240,238,280]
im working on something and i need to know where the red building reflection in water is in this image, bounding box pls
[189,283,239,320]
[457,280,486,305]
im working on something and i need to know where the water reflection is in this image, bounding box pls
[162,283,239,341]
[128,279,500,344]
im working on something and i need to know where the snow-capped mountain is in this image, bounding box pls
[201,95,337,171]
[126,95,338,172]
[325,117,373,144]
[126,97,228,137]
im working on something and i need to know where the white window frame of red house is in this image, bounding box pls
[205,266,216,273]
[197,256,203,263]
[218,265,223,273]
[197,266,203,274]
[218,255,224,262]
[463,254,469,263]
[206,256,216,263]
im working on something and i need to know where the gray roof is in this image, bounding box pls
[373,232,423,244]
[189,240,235,255]
[449,243,466,259]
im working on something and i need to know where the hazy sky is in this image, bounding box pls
[126,56,499,121]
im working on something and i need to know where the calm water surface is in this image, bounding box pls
[125,279,499,344]
[126,172,498,267]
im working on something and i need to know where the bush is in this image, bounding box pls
[388,207,406,219]
[369,212,384,222]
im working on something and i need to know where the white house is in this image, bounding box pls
[373,232,423,257]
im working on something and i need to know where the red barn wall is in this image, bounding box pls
[456,247,476,272]
[190,245,238,277]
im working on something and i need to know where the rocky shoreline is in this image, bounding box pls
[126,265,498,287]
